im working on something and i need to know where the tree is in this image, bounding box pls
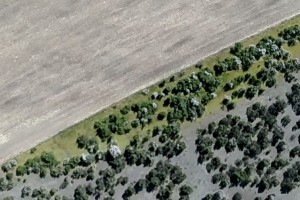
[131,119,140,128]
[157,186,172,200]
[212,192,222,200]
[76,135,89,149]
[290,146,300,158]
[1,160,17,173]
[60,178,69,189]
[120,105,130,115]
[157,112,167,121]
[40,151,59,168]
[40,167,47,178]
[230,42,243,55]
[85,183,95,195]
[134,178,147,193]
[179,185,193,196]
[232,192,242,200]
[122,185,135,199]
[257,159,270,171]
[227,101,235,111]
[116,176,128,186]
[266,78,276,88]
[0,178,7,192]
[268,98,287,116]
[6,173,13,181]
[170,165,186,184]
[50,188,57,196]
[74,185,88,200]
[276,141,286,154]
[281,115,291,127]
[95,122,111,140]
[16,166,26,176]
[211,157,221,170]
[21,186,31,198]
[245,86,258,99]
[281,179,295,193]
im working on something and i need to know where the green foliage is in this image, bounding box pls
[287,83,300,115]
[16,165,26,176]
[278,25,300,41]
[281,115,291,127]
[232,192,242,200]
[76,135,99,153]
[179,185,193,197]
[74,185,88,200]
[94,113,132,141]
[157,112,167,121]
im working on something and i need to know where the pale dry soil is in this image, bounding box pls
[1,0,300,162]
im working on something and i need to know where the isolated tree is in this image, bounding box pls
[16,166,26,176]
[179,185,193,196]
[281,115,291,127]
[134,178,147,193]
[276,141,286,154]
[21,186,32,198]
[157,186,172,200]
[122,185,135,199]
[232,192,242,200]
[157,112,167,121]
[74,185,88,200]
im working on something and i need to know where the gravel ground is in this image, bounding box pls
[1,0,300,162]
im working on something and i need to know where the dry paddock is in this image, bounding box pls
[0,0,300,162]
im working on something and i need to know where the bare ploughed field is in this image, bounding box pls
[0,0,300,162]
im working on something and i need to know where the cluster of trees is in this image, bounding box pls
[94,114,132,141]
[281,161,300,193]
[286,83,300,115]
[172,74,204,95]
[179,185,193,200]
[197,68,220,93]
[150,123,186,158]
[1,160,17,173]
[94,169,116,197]
[21,186,61,199]
[0,176,13,192]
[194,96,298,195]
[224,74,247,92]
[122,160,189,199]
[16,152,59,177]
[278,25,300,46]
[202,191,226,200]
[292,119,300,131]
[214,57,241,76]
[167,96,205,123]
[123,146,153,167]
[229,35,288,74]
[230,43,259,71]
[256,37,286,60]
[266,59,300,75]
[76,135,99,153]
[195,133,214,164]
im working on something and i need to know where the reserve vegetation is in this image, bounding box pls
[1,17,300,200]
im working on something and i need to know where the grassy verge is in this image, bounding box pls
[15,15,300,165]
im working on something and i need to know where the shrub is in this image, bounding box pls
[16,166,27,176]
[157,112,167,121]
